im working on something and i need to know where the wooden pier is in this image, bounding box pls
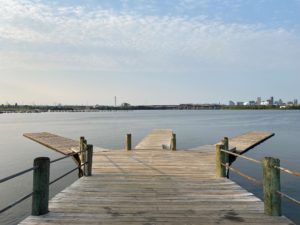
[135,129,174,150]
[19,130,293,225]
[226,131,275,154]
[214,131,275,154]
[24,132,80,155]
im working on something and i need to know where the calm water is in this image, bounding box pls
[0,110,299,224]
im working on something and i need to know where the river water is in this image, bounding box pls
[0,110,299,224]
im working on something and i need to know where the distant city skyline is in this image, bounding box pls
[229,96,299,107]
[1,0,300,105]
[1,95,298,107]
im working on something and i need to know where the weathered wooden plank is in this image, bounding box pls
[226,131,275,154]
[135,129,173,150]
[23,132,80,155]
[19,130,294,225]
[19,147,293,225]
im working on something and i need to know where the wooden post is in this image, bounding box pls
[32,157,50,216]
[216,144,226,177]
[171,133,176,151]
[223,137,229,151]
[83,139,87,174]
[222,137,230,178]
[125,134,132,151]
[79,137,86,177]
[263,157,281,216]
[216,144,225,177]
[85,144,93,176]
[80,137,85,163]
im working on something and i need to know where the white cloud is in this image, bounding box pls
[0,0,299,74]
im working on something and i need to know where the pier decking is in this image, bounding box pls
[227,131,275,154]
[20,130,293,225]
[24,130,274,156]
[24,132,80,155]
[135,129,173,150]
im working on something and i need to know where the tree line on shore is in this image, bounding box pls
[1,104,300,113]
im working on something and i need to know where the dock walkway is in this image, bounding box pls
[228,131,275,154]
[24,132,80,155]
[135,129,173,150]
[20,130,293,225]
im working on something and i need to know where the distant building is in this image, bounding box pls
[249,101,256,106]
[121,102,131,108]
[278,99,284,106]
[261,101,269,106]
[269,96,274,105]
[229,101,235,106]
[256,97,261,105]
[237,102,244,106]
[294,99,298,106]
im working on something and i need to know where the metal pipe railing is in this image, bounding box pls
[0,137,93,216]
[216,137,300,217]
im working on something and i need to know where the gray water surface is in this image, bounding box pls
[0,110,299,224]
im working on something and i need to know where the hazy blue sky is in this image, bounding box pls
[0,0,299,105]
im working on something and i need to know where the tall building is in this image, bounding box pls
[229,101,235,106]
[294,99,298,106]
[256,97,261,105]
[269,96,274,105]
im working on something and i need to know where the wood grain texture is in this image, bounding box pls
[135,129,173,150]
[19,145,294,224]
[226,131,275,154]
[23,132,80,155]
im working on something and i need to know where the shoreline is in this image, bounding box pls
[1,107,300,114]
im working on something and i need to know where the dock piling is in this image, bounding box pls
[80,136,85,156]
[263,157,281,216]
[222,137,230,178]
[79,137,86,177]
[86,144,93,176]
[125,134,132,151]
[83,139,87,175]
[216,144,226,177]
[32,157,50,216]
[171,133,176,151]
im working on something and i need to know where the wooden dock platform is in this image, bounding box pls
[135,129,173,150]
[19,130,294,225]
[24,132,80,155]
[24,130,274,155]
[228,131,275,154]
[24,132,109,155]
[215,131,274,154]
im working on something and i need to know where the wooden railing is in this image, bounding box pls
[216,137,300,217]
[0,137,93,216]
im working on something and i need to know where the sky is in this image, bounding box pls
[0,0,299,105]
